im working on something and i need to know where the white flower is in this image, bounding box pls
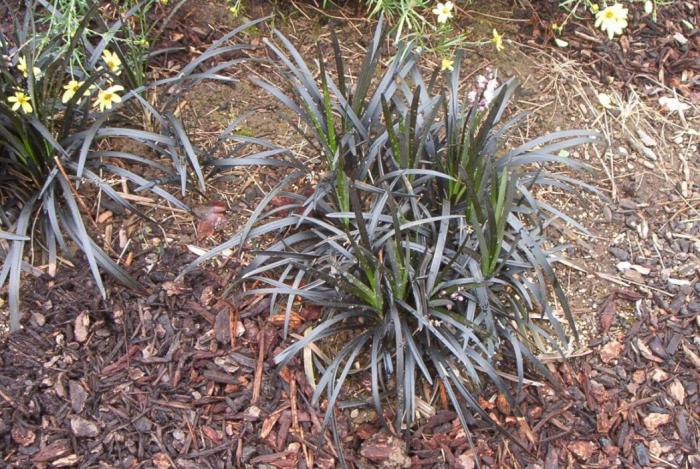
[595,4,628,40]
[658,96,690,113]
[554,38,569,48]
[483,78,499,105]
[597,93,614,109]
[432,2,454,24]
[468,77,499,111]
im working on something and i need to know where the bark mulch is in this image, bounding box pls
[524,1,699,100]
[1,245,698,467]
[1,1,699,467]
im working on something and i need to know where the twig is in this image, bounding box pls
[536,348,593,363]
[595,272,674,297]
[533,402,573,433]
[0,386,30,417]
[251,330,265,405]
[291,377,312,468]
[228,303,239,350]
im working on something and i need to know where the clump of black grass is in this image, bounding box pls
[182,16,605,460]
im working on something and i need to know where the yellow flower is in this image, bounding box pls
[432,1,454,24]
[61,79,86,104]
[590,3,600,14]
[8,90,32,114]
[492,29,504,52]
[440,57,454,71]
[158,0,168,4]
[595,4,628,40]
[16,56,42,79]
[102,49,122,74]
[95,85,124,112]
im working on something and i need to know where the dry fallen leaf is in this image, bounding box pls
[497,393,511,416]
[643,413,672,433]
[668,379,685,405]
[194,200,227,240]
[600,340,624,364]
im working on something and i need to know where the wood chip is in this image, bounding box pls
[600,340,624,364]
[637,339,663,363]
[568,440,596,461]
[668,379,685,405]
[74,311,90,343]
[70,416,99,438]
[69,380,88,413]
[643,413,672,433]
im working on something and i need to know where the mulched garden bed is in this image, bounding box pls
[1,1,699,467]
[1,243,698,467]
[525,1,699,100]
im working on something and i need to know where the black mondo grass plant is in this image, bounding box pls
[0,3,278,331]
[180,20,606,455]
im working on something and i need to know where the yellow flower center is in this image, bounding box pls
[605,11,615,19]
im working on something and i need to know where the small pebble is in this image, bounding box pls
[608,247,629,261]
[603,206,613,222]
